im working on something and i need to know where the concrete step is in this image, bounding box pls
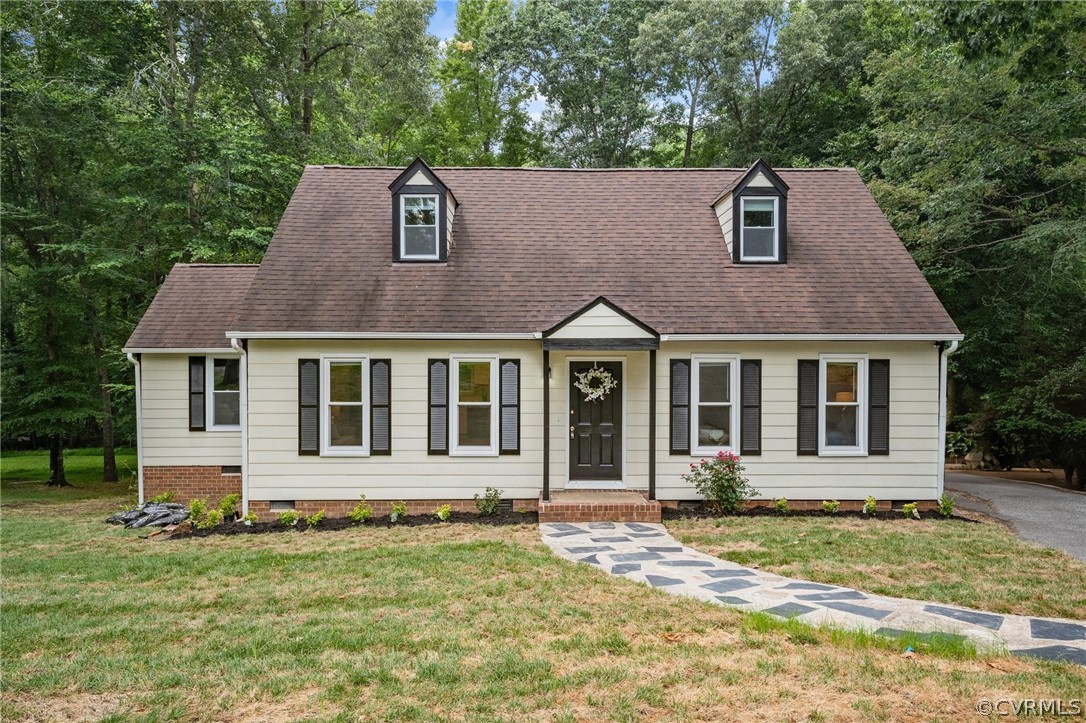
[538,490,661,523]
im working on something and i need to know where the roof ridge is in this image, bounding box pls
[309,165,853,172]
[175,263,260,268]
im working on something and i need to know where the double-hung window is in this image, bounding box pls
[690,355,740,454]
[740,197,779,261]
[401,194,439,260]
[207,358,240,430]
[819,355,866,455]
[450,355,498,456]
[322,357,370,455]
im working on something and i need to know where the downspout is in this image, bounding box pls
[937,340,960,498]
[126,353,144,504]
[231,338,249,516]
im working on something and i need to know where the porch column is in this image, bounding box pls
[649,348,657,501]
[542,348,550,502]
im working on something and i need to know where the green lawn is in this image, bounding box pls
[1,447,136,504]
[665,516,1086,620]
[2,492,1084,721]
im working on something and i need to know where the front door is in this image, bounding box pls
[569,361,623,481]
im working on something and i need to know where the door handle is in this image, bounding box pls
[570,425,575,438]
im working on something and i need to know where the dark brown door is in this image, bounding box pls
[569,361,622,481]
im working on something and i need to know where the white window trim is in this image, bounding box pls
[320,355,370,457]
[739,196,779,262]
[400,193,440,260]
[449,354,499,457]
[690,354,741,456]
[818,354,867,457]
[206,356,241,431]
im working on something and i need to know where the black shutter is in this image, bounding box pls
[499,359,520,454]
[670,359,690,454]
[740,360,762,455]
[189,356,206,431]
[298,359,319,455]
[797,359,819,455]
[371,359,391,455]
[868,359,890,455]
[428,359,448,454]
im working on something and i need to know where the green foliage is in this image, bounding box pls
[862,496,878,515]
[938,493,956,518]
[773,497,789,513]
[218,494,241,518]
[278,509,301,527]
[474,487,504,516]
[821,500,840,515]
[433,504,452,522]
[390,501,407,523]
[902,503,920,520]
[148,491,174,504]
[349,495,373,523]
[682,452,758,515]
[188,498,208,523]
[196,509,224,530]
[241,511,258,526]
[945,430,974,459]
[305,509,325,529]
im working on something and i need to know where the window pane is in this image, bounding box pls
[214,359,239,391]
[458,405,491,446]
[742,228,775,257]
[826,363,858,402]
[330,405,364,446]
[825,405,857,447]
[404,196,436,225]
[329,362,363,403]
[214,390,240,426]
[697,405,731,447]
[698,363,730,403]
[403,226,438,257]
[743,199,775,227]
[458,362,491,402]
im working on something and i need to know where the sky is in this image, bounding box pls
[428,1,459,41]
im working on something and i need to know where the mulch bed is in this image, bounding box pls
[662,504,976,523]
[185,510,538,538]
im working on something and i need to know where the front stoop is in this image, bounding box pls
[538,490,662,523]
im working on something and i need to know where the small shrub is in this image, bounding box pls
[390,501,407,523]
[305,509,325,528]
[474,487,504,516]
[348,495,373,523]
[218,493,241,518]
[938,492,955,518]
[773,497,789,513]
[862,496,878,515]
[196,509,224,530]
[821,499,840,514]
[188,498,208,522]
[278,509,301,527]
[148,491,174,503]
[681,451,758,515]
[902,502,920,520]
[433,504,452,521]
[241,511,258,526]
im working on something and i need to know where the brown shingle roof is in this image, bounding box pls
[125,264,258,349]
[228,166,958,337]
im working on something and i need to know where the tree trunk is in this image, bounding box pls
[1074,465,1085,491]
[47,435,70,487]
[683,78,701,168]
[97,353,117,483]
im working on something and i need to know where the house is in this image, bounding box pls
[123,159,962,522]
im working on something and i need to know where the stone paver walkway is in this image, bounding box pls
[540,522,1086,666]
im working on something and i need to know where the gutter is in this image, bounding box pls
[126,353,144,504]
[937,340,960,498]
[230,338,249,516]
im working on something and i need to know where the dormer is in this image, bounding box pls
[712,160,789,264]
[389,157,458,263]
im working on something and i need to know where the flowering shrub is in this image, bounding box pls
[682,451,758,514]
[862,496,878,515]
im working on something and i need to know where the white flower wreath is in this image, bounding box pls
[574,365,618,402]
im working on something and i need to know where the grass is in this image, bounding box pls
[1,447,136,505]
[2,491,1084,721]
[665,515,1086,619]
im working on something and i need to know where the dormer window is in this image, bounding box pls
[740,197,778,261]
[401,194,439,259]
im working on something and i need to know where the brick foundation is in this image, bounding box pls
[143,466,242,504]
[247,498,539,520]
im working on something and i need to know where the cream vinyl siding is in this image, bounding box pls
[653,341,941,501]
[548,303,654,339]
[139,353,242,466]
[246,340,542,501]
[714,195,734,253]
[746,171,775,188]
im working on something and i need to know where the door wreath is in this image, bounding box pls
[574,365,618,402]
